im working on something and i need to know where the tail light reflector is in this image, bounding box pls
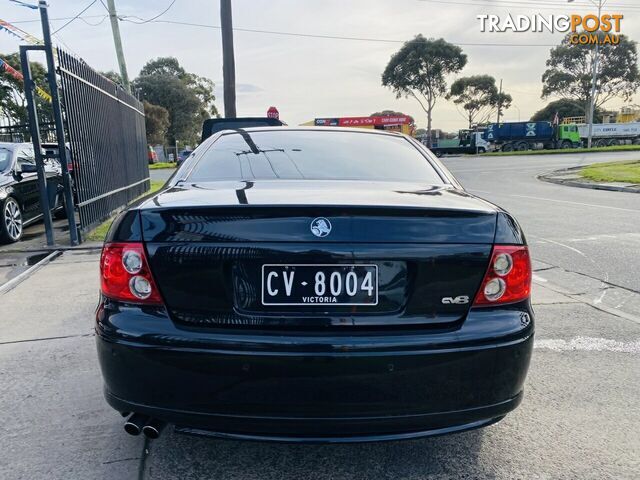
[473,245,531,306]
[100,242,163,305]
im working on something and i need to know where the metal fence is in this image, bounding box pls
[57,50,149,235]
[0,122,57,143]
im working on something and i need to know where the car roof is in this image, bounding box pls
[217,126,405,137]
[0,142,31,151]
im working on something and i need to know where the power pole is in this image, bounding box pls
[586,0,603,149]
[106,0,131,93]
[220,0,236,118]
[496,78,503,125]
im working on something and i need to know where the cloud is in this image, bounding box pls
[215,83,263,96]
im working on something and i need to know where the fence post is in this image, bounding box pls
[19,45,54,246]
[39,1,79,246]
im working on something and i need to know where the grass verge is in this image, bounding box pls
[85,180,164,242]
[149,162,177,170]
[482,144,640,156]
[580,160,640,184]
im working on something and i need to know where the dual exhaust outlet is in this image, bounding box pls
[123,413,165,439]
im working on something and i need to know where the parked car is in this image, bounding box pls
[176,148,193,166]
[147,145,158,164]
[0,142,63,243]
[97,127,533,442]
[41,142,74,174]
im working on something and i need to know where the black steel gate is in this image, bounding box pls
[19,2,149,246]
[57,50,149,235]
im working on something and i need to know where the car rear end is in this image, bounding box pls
[95,128,533,442]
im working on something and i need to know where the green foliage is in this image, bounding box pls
[447,75,511,128]
[0,52,53,126]
[143,101,170,145]
[542,33,640,116]
[370,109,416,127]
[133,57,218,145]
[370,109,413,120]
[100,70,124,88]
[580,160,640,183]
[530,98,603,122]
[382,35,467,146]
[149,162,176,170]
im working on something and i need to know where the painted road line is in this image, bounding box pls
[0,250,61,295]
[470,190,640,213]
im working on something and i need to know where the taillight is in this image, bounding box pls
[100,242,163,305]
[473,245,531,306]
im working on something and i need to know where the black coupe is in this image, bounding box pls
[0,142,62,243]
[96,127,533,442]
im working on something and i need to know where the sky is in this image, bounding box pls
[1,0,640,132]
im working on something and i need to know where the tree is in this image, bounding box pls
[133,57,218,144]
[143,101,170,145]
[382,35,467,146]
[530,98,603,123]
[1,52,52,127]
[370,109,413,120]
[542,33,640,122]
[370,109,416,129]
[100,70,124,88]
[447,75,512,128]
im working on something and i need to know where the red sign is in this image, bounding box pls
[267,106,279,119]
[314,116,413,127]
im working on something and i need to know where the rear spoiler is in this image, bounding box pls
[201,117,284,142]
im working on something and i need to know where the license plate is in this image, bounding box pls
[261,264,378,306]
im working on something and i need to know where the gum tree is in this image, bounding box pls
[382,35,467,146]
[447,75,512,128]
[542,33,640,122]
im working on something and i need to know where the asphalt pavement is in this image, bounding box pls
[150,167,174,183]
[2,151,639,479]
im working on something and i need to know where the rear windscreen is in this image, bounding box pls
[187,130,444,184]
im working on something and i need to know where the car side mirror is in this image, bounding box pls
[20,163,38,174]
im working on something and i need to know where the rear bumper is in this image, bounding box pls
[96,302,534,442]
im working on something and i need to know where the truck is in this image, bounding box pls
[429,129,489,157]
[483,121,581,152]
[577,122,640,147]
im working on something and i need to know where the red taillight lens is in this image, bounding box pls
[100,243,163,305]
[473,245,531,306]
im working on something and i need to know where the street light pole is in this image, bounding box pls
[513,104,521,122]
[569,0,604,148]
[496,78,503,124]
[106,0,131,93]
[586,0,604,149]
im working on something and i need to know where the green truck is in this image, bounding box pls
[430,129,489,157]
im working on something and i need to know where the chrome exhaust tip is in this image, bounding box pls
[124,413,148,436]
[142,418,166,439]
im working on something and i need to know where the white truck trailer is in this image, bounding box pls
[577,122,640,147]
